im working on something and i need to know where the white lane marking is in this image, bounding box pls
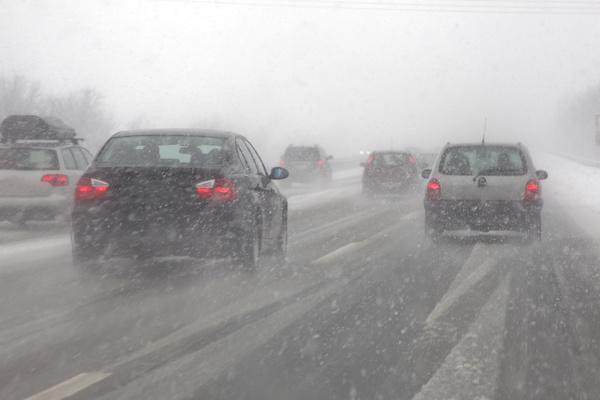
[412,274,511,400]
[100,279,347,400]
[426,243,499,325]
[25,372,111,400]
[312,242,364,265]
[312,211,424,265]
[400,210,423,221]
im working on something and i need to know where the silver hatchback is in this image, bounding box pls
[0,141,93,224]
[422,142,548,241]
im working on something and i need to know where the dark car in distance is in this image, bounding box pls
[71,129,289,270]
[279,145,333,184]
[361,151,419,195]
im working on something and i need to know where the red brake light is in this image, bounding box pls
[279,159,285,167]
[75,177,109,201]
[41,174,69,187]
[317,159,326,167]
[367,154,374,165]
[426,178,441,201]
[524,179,540,201]
[195,178,237,201]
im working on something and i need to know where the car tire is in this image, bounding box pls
[237,222,261,272]
[425,211,443,243]
[72,242,103,276]
[274,214,287,266]
[526,211,542,241]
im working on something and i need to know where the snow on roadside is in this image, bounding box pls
[535,152,600,240]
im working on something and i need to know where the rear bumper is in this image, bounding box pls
[424,199,542,231]
[0,195,70,220]
[72,202,248,258]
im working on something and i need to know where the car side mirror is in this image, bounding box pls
[270,166,289,180]
[421,169,432,179]
[536,170,548,180]
[326,155,333,160]
[360,162,366,167]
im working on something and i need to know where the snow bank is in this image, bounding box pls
[535,152,600,240]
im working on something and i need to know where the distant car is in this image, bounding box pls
[0,115,92,224]
[280,145,333,183]
[422,142,548,241]
[71,129,289,271]
[361,151,419,195]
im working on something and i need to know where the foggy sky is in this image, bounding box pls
[1,0,600,160]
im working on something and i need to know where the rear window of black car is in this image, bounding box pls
[284,147,319,161]
[0,148,59,170]
[439,146,527,176]
[96,135,228,167]
[373,152,411,167]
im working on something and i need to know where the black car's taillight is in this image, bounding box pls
[195,178,237,201]
[75,176,109,202]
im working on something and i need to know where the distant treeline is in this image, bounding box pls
[0,75,114,151]
[560,82,600,145]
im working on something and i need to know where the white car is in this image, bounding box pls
[0,139,93,224]
[422,142,548,241]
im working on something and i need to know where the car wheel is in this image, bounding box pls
[237,222,261,271]
[274,213,288,265]
[425,211,443,243]
[72,243,104,276]
[526,211,542,241]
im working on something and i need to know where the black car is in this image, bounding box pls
[279,145,333,183]
[71,129,289,270]
[361,151,419,195]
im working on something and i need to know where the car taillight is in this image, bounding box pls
[195,178,237,201]
[279,159,285,166]
[317,159,326,167]
[367,154,374,165]
[41,174,69,187]
[524,179,540,202]
[75,177,109,201]
[426,178,441,201]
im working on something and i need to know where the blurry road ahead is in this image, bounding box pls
[1,163,600,400]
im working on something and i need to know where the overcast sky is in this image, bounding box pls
[1,0,600,159]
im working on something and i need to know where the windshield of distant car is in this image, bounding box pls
[284,147,319,161]
[96,135,228,167]
[0,148,59,170]
[439,146,527,176]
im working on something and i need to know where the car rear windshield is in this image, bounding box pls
[96,135,228,167]
[284,147,319,161]
[373,153,412,167]
[0,148,59,170]
[439,146,527,176]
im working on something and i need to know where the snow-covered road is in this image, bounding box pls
[1,155,600,400]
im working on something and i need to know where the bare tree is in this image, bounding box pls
[0,75,114,152]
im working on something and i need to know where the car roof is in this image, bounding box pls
[444,142,524,148]
[0,142,82,149]
[111,129,237,139]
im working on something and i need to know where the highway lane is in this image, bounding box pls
[2,171,600,400]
